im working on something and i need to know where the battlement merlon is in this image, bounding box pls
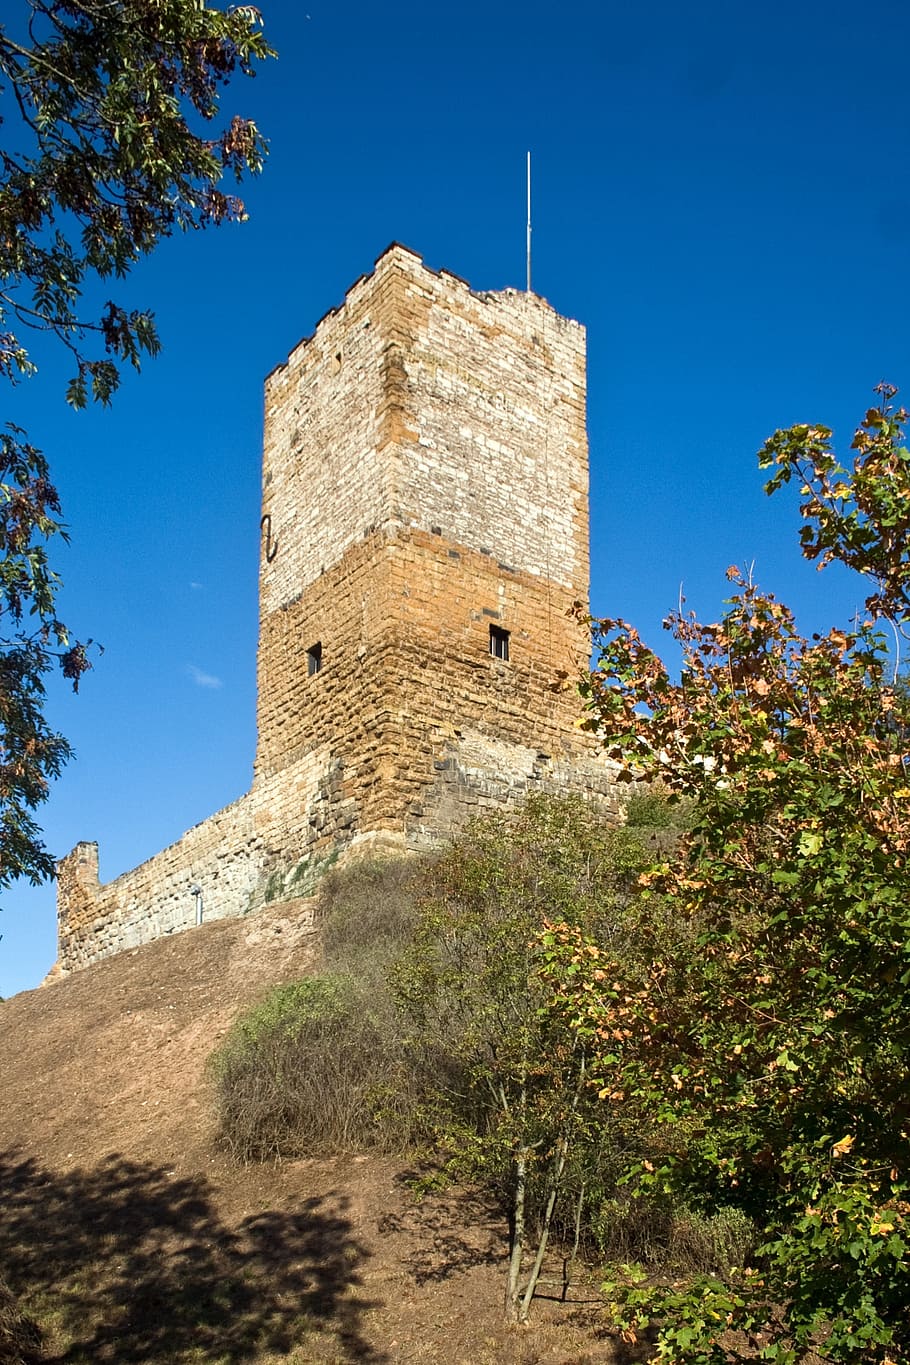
[259,243,589,617]
[57,840,99,885]
[55,841,99,949]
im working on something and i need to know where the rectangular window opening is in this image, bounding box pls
[307,642,323,676]
[490,625,510,662]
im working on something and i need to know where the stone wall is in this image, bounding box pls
[255,244,593,785]
[259,244,588,614]
[56,796,259,972]
[398,268,588,590]
[260,272,390,615]
[55,243,619,976]
[57,747,373,973]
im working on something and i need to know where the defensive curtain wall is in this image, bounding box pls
[55,244,620,975]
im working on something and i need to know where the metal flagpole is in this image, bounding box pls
[526,150,532,294]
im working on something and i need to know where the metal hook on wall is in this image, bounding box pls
[260,512,278,563]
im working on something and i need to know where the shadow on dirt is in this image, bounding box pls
[382,1169,502,1288]
[0,1150,385,1363]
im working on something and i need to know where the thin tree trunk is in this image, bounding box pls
[562,1181,585,1302]
[505,1145,527,1323]
[517,1135,570,1322]
[517,1048,586,1322]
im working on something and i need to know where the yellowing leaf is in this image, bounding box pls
[832,1134,855,1157]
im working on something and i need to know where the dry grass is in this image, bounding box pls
[0,1278,40,1365]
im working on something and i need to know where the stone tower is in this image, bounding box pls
[55,245,616,973]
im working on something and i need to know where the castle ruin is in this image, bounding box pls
[55,244,618,974]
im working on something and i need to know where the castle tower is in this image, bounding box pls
[253,243,605,851]
[54,246,616,974]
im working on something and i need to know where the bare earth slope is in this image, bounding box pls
[0,904,618,1364]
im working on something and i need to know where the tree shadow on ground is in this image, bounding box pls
[0,1150,385,1363]
[384,1169,503,1287]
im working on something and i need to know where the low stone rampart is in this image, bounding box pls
[56,746,356,973]
[55,731,621,974]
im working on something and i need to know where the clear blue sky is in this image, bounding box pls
[2,0,907,996]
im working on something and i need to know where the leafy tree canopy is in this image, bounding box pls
[0,1,272,891]
[543,387,910,1363]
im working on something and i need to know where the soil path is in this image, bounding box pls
[0,905,620,1363]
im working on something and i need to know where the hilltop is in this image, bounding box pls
[0,902,619,1364]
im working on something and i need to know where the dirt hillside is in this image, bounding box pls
[0,903,622,1364]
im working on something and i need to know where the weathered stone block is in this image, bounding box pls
[55,244,619,976]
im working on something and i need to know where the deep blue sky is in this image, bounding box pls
[2,0,907,996]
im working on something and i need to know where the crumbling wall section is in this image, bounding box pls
[407,733,622,849]
[55,746,375,974]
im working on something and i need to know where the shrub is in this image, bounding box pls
[209,800,717,1324]
[593,1197,755,1276]
[393,793,673,1321]
[669,1206,755,1276]
[317,857,423,981]
[211,858,436,1161]
[212,975,385,1159]
[623,785,681,829]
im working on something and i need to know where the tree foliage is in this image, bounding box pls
[542,387,910,1363]
[760,383,910,623]
[0,425,88,889]
[0,0,271,890]
[1,0,270,403]
[394,794,666,1323]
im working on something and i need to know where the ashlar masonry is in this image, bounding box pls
[55,244,619,974]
